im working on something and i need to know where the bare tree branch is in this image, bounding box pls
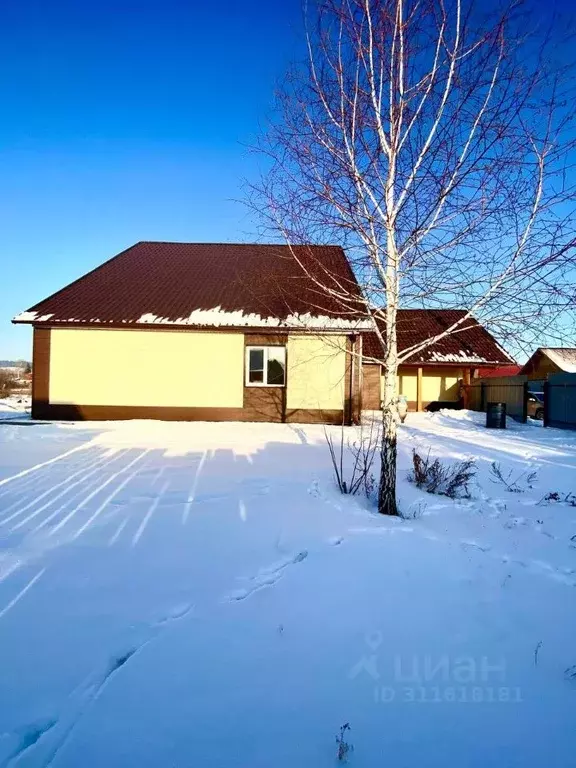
[248,0,576,514]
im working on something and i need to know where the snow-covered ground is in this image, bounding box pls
[0,411,574,767]
[0,395,31,422]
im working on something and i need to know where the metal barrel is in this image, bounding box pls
[486,402,507,429]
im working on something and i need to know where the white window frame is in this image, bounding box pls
[245,346,286,387]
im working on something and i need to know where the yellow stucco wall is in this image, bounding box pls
[382,366,463,403]
[421,367,462,401]
[286,335,346,410]
[396,369,418,400]
[49,328,245,407]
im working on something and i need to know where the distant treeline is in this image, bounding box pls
[0,360,31,368]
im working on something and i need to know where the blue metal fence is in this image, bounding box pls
[544,373,576,430]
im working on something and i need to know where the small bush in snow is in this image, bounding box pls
[325,420,380,499]
[489,462,537,493]
[539,491,576,506]
[0,371,15,398]
[336,722,353,762]
[364,472,377,499]
[408,448,476,499]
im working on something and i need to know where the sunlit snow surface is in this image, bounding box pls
[0,406,574,767]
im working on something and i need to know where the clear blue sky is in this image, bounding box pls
[1,0,302,359]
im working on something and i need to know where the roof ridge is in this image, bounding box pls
[137,241,344,248]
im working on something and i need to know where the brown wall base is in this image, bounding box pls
[285,409,344,425]
[243,386,285,422]
[32,400,345,425]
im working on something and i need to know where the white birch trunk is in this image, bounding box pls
[378,358,399,516]
[378,221,400,516]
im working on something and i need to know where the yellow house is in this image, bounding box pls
[13,243,513,422]
[13,242,365,425]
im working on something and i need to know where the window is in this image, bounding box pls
[246,346,286,386]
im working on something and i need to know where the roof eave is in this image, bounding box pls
[13,318,370,334]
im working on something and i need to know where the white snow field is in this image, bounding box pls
[0,395,30,422]
[0,409,575,767]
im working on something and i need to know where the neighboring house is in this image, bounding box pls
[362,311,514,411]
[13,242,514,422]
[519,348,576,381]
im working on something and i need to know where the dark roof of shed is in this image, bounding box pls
[363,310,513,366]
[13,242,366,329]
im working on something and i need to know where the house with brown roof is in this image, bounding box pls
[13,242,513,423]
[361,311,514,412]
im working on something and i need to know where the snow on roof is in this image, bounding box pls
[136,308,373,330]
[12,311,54,323]
[428,350,488,364]
[541,348,576,373]
[362,310,514,366]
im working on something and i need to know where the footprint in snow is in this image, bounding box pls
[3,718,58,764]
[328,535,344,546]
[501,555,526,566]
[228,573,282,601]
[504,516,528,529]
[3,600,197,765]
[226,550,308,602]
[2,643,147,767]
[155,602,194,627]
[307,480,320,497]
[539,529,556,539]
[487,499,507,516]
[460,541,492,553]
[257,550,308,576]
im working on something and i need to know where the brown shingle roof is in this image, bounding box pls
[13,242,366,329]
[363,310,513,366]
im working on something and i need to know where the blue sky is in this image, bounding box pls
[2,1,573,360]
[1,0,302,358]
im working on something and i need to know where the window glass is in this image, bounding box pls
[249,349,264,370]
[246,346,286,386]
[248,348,264,383]
[249,369,264,383]
[267,347,286,385]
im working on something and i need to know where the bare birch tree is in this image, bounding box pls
[251,0,576,515]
